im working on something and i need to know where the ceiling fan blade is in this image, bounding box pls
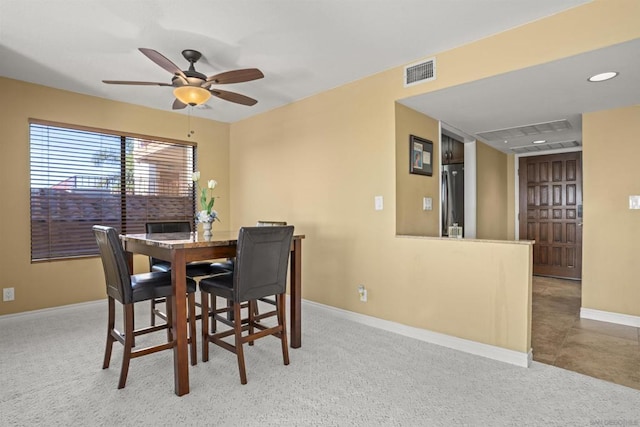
[205,68,264,85]
[210,89,258,106]
[139,48,187,80]
[172,99,187,110]
[102,80,172,86]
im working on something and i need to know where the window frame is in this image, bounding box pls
[29,119,197,262]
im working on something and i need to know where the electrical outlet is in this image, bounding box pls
[3,287,15,302]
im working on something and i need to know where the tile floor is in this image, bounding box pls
[532,275,640,390]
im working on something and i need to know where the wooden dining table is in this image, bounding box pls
[121,229,305,396]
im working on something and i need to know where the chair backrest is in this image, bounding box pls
[233,226,294,302]
[93,225,133,304]
[145,221,192,234]
[256,220,287,227]
[145,221,192,269]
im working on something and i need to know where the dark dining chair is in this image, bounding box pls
[199,225,294,384]
[145,221,230,326]
[207,220,288,319]
[93,225,198,389]
[254,221,288,309]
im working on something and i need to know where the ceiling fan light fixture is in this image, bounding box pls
[173,86,211,106]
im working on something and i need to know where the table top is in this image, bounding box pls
[122,230,305,250]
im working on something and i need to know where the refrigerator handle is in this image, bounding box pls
[441,170,448,235]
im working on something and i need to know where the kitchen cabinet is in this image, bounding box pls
[442,135,464,164]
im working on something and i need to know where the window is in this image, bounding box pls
[30,120,196,261]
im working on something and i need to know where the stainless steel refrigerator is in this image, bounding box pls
[441,163,464,237]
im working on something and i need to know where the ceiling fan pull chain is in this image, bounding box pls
[187,107,195,138]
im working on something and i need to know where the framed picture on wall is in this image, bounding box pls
[409,135,433,176]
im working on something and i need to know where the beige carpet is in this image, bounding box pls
[1,299,639,426]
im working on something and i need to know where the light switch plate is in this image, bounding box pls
[374,196,383,211]
[630,195,640,210]
[423,197,432,211]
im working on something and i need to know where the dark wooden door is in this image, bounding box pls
[519,152,582,279]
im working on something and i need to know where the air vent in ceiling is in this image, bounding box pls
[510,140,581,154]
[404,58,436,87]
[477,119,572,142]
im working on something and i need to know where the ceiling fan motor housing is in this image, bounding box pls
[172,74,206,87]
[173,49,207,86]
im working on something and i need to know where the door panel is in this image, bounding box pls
[519,152,583,279]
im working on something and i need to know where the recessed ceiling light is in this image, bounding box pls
[532,140,546,144]
[588,71,619,82]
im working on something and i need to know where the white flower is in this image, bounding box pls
[192,171,221,222]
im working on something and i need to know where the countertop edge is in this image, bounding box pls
[395,235,534,245]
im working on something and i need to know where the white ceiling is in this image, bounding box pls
[1,0,592,126]
[3,1,635,154]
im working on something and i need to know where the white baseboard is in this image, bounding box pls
[303,300,531,368]
[0,299,104,321]
[580,307,640,328]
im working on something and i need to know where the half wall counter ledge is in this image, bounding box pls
[394,234,535,365]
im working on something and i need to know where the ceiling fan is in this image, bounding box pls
[103,48,264,110]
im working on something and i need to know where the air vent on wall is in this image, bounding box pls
[404,57,436,87]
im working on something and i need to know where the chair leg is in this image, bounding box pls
[278,293,290,366]
[234,302,248,385]
[210,293,216,333]
[226,298,234,322]
[253,301,260,321]
[118,304,135,389]
[248,300,255,346]
[165,296,173,342]
[150,298,156,326]
[201,291,210,363]
[188,293,197,366]
[103,296,116,369]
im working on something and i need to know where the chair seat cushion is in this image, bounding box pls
[131,272,196,303]
[186,262,226,278]
[209,259,234,273]
[199,272,234,300]
[151,261,228,278]
[150,261,171,273]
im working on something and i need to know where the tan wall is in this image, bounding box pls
[395,103,440,236]
[476,141,509,240]
[0,77,230,315]
[582,105,640,316]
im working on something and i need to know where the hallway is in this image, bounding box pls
[532,276,640,390]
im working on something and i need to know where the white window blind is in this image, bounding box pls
[29,121,196,261]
